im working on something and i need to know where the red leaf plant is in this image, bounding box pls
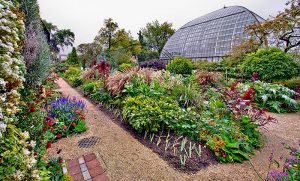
[96,60,111,81]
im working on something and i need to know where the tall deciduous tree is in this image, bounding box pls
[94,18,119,52]
[246,0,300,52]
[141,20,175,55]
[54,29,75,50]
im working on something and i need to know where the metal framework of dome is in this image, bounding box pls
[160,6,264,61]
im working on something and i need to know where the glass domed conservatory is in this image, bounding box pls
[160,6,264,61]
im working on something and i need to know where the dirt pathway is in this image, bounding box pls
[48,78,300,181]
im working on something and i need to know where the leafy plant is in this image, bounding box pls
[82,81,103,95]
[166,56,193,75]
[90,89,112,103]
[119,63,134,72]
[242,81,300,113]
[241,48,300,82]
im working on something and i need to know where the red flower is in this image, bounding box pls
[242,88,254,101]
[71,122,76,127]
[80,115,85,120]
[46,142,52,149]
[28,103,35,112]
[52,119,58,123]
[76,110,81,115]
[45,121,52,126]
[45,116,51,120]
[62,125,67,130]
[50,127,55,133]
[56,133,62,139]
[58,158,63,164]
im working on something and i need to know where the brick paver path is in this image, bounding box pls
[66,153,109,181]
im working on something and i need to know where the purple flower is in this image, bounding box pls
[268,170,276,177]
[280,172,288,177]
[269,152,274,161]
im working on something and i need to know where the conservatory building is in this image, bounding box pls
[160,6,264,61]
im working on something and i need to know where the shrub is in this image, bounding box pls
[80,67,98,81]
[195,71,222,85]
[82,81,102,95]
[166,56,193,75]
[241,48,300,82]
[54,61,69,74]
[0,1,39,179]
[194,60,223,71]
[122,95,198,136]
[119,63,134,72]
[140,60,166,70]
[64,67,81,80]
[91,89,112,103]
[70,77,83,87]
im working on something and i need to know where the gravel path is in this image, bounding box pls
[48,78,300,181]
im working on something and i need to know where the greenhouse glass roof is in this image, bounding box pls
[160,6,264,61]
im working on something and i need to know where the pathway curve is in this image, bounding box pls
[48,78,300,181]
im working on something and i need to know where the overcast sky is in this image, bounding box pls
[37,0,286,47]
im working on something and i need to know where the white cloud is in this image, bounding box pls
[37,0,286,47]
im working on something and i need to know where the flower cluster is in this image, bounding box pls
[266,142,300,180]
[44,96,87,145]
[0,0,25,136]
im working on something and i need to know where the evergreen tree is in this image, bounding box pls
[67,47,79,65]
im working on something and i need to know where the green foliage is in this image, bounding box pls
[75,120,87,133]
[194,60,223,71]
[277,76,300,90]
[122,95,199,137]
[90,89,112,103]
[82,81,102,95]
[21,0,52,87]
[119,63,134,72]
[63,67,81,79]
[70,77,83,87]
[241,48,300,82]
[242,81,299,113]
[140,20,175,54]
[67,48,79,65]
[166,56,193,75]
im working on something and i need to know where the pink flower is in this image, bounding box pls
[62,125,67,130]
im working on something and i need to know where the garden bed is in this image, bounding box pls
[70,80,217,173]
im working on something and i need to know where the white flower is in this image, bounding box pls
[30,140,36,147]
[23,149,30,155]
[23,131,30,139]
[0,121,7,131]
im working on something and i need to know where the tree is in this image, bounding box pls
[54,29,75,51]
[42,19,58,33]
[67,47,79,65]
[245,0,300,52]
[111,29,141,56]
[141,20,175,55]
[77,43,102,68]
[94,18,118,52]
